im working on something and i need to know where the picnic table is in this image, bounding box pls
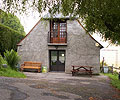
[71,66,93,77]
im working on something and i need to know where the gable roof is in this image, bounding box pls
[17,18,103,49]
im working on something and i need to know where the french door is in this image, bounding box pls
[50,20,67,43]
[50,50,65,71]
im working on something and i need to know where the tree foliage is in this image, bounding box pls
[0,24,24,56]
[2,0,120,44]
[0,9,25,35]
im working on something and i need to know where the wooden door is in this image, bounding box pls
[59,22,66,43]
[50,20,66,43]
[51,21,59,43]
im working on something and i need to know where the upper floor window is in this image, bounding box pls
[50,19,67,43]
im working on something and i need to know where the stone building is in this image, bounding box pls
[17,14,103,74]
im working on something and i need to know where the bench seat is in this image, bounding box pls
[21,61,42,73]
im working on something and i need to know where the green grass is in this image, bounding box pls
[103,73,120,90]
[0,67,26,78]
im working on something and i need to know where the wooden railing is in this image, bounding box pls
[48,31,67,43]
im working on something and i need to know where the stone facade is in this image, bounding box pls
[17,19,102,74]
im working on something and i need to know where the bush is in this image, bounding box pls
[0,54,7,64]
[4,49,20,70]
[0,24,25,56]
[0,54,7,68]
[0,55,2,68]
[0,52,26,78]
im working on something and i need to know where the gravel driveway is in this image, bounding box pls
[0,72,120,100]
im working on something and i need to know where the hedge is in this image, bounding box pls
[0,24,24,55]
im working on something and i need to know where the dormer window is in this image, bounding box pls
[49,19,67,43]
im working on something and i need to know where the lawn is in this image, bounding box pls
[0,67,26,78]
[0,50,26,78]
[103,73,120,90]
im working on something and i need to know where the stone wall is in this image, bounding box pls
[17,20,49,71]
[66,20,100,74]
[17,19,100,74]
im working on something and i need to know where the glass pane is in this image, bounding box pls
[59,51,65,64]
[60,23,66,31]
[53,22,58,37]
[60,23,66,38]
[51,51,57,65]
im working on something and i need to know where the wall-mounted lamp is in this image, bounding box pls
[95,43,99,47]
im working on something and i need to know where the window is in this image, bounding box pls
[50,20,67,43]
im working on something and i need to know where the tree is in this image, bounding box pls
[0,9,25,35]
[1,0,120,44]
[0,24,24,56]
[0,10,25,55]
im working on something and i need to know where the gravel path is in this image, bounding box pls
[0,72,120,100]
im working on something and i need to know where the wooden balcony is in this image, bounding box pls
[48,31,67,46]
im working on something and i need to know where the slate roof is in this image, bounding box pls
[42,13,79,19]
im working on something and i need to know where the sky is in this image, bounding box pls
[17,12,40,33]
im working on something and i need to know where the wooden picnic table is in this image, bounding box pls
[71,66,93,77]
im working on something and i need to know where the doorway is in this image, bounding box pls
[50,50,65,71]
[50,20,67,43]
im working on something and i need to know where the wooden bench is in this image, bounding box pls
[20,61,42,72]
[71,66,93,77]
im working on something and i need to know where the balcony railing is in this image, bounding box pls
[48,31,67,43]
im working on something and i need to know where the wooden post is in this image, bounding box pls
[101,57,104,73]
[111,64,113,74]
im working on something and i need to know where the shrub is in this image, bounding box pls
[0,55,2,68]
[0,24,25,56]
[0,54,7,68]
[4,49,20,70]
[0,54,7,64]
